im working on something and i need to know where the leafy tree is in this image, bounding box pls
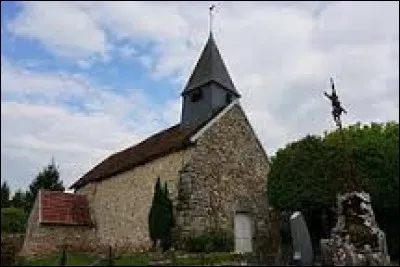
[26,158,64,211]
[1,181,10,208]
[268,122,399,258]
[10,190,26,210]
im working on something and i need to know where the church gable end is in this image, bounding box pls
[176,103,273,254]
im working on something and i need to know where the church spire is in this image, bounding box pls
[181,25,240,97]
[180,8,240,128]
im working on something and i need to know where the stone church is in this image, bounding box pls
[21,32,278,257]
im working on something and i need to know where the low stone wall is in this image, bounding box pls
[19,225,96,257]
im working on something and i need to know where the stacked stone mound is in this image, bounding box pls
[321,191,390,266]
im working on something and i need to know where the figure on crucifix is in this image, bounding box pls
[324,77,347,128]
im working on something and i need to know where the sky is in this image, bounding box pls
[1,1,399,193]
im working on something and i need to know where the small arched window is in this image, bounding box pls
[191,88,203,102]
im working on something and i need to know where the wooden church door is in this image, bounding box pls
[234,213,253,253]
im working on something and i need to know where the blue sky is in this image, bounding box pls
[1,2,177,106]
[1,1,398,193]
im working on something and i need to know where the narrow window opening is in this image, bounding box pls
[191,88,202,102]
[226,93,232,104]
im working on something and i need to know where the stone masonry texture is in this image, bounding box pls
[175,104,276,255]
[77,149,193,252]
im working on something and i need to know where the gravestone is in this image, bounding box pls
[290,211,313,266]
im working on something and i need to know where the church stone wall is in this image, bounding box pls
[77,149,193,251]
[176,104,277,254]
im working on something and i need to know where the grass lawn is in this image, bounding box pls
[169,252,244,266]
[15,252,95,266]
[15,251,246,266]
[114,253,149,266]
[15,253,95,266]
[14,252,149,266]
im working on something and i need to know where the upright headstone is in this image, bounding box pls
[290,211,313,266]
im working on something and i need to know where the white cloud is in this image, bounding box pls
[1,101,134,191]
[138,55,154,69]
[7,1,109,60]
[313,1,399,48]
[118,44,138,59]
[1,58,89,100]
[1,59,177,192]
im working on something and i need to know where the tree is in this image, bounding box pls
[267,122,399,259]
[161,182,175,251]
[10,190,26,210]
[1,181,10,208]
[26,158,64,211]
[325,122,399,258]
[148,177,163,249]
[148,177,175,251]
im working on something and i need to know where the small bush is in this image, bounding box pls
[186,230,234,253]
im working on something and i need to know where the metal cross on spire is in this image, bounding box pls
[209,4,216,34]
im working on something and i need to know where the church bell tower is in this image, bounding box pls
[181,32,241,128]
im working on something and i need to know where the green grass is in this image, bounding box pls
[114,253,149,266]
[15,251,244,266]
[171,252,242,266]
[15,252,96,266]
[15,254,59,266]
[14,252,149,266]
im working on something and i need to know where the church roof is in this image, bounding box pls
[39,190,92,226]
[70,104,230,190]
[70,124,196,190]
[182,33,240,96]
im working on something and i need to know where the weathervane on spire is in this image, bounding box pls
[209,4,216,34]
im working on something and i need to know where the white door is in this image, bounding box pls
[234,213,253,253]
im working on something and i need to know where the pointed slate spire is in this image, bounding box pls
[182,32,240,97]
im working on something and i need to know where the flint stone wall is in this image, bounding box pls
[176,104,276,255]
[19,197,95,257]
[77,149,193,251]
